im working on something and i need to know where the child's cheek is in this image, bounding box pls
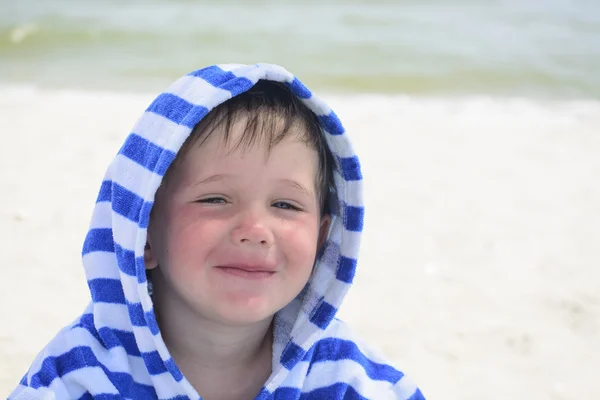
[167,205,224,269]
[278,216,320,267]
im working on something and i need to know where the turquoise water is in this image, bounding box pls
[1,0,599,97]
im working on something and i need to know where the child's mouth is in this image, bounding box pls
[214,265,276,280]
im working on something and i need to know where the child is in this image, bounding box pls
[10,64,425,399]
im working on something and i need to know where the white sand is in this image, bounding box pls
[1,86,599,399]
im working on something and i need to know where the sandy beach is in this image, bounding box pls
[1,86,599,399]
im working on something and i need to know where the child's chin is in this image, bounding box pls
[208,294,288,326]
[217,309,276,327]
[212,302,280,327]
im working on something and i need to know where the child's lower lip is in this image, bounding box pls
[214,266,275,280]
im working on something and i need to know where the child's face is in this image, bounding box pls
[145,119,330,326]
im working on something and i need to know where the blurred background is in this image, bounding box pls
[1,1,599,399]
[2,0,599,96]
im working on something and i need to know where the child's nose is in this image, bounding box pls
[231,212,274,247]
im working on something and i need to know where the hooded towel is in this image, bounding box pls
[10,63,425,400]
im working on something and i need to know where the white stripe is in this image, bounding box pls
[303,359,396,399]
[322,319,396,367]
[311,260,337,298]
[301,96,332,117]
[56,326,154,388]
[120,273,146,305]
[88,201,112,230]
[151,371,190,399]
[93,303,133,331]
[132,325,159,354]
[220,63,265,83]
[47,376,83,399]
[216,63,247,72]
[339,230,361,261]
[130,112,190,153]
[165,74,232,108]
[327,133,356,159]
[393,376,420,399]
[323,280,351,307]
[83,252,121,281]
[70,327,156,389]
[112,154,163,203]
[256,63,295,83]
[24,326,71,379]
[10,385,60,400]
[343,180,363,208]
[111,211,143,253]
[265,359,310,393]
[62,367,118,397]
[25,329,125,394]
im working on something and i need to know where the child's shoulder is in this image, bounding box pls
[305,318,425,399]
[11,313,116,399]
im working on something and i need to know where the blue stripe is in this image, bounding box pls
[100,328,140,357]
[112,183,148,224]
[181,105,211,130]
[145,309,160,335]
[298,383,368,400]
[119,133,176,176]
[254,387,274,400]
[141,351,167,375]
[218,76,254,98]
[318,112,344,135]
[77,394,122,400]
[29,347,157,398]
[405,388,426,400]
[188,65,254,97]
[280,342,305,370]
[146,93,209,129]
[270,387,300,399]
[136,256,148,283]
[82,228,114,255]
[74,314,141,357]
[344,205,364,232]
[115,244,136,276]
[338,156,363,181]
[305,338,403,384]
[97,181,112,203]
[288,78,312,99]
[127,302,145,327]
[127,302,159,335]
[78,313,95,328]
[89,279,126,304]
[188,66,238,87]
[72,316,103,349]
[336,256,357,283]
[164,357,184,382]
[139,201,153,229]
[309,300,337,329]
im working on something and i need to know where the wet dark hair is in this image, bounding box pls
[165,80,337,215]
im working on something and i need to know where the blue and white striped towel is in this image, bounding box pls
[10,63,425,400]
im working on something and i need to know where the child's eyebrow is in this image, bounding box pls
[192,174,231,187]
[278,179,314,198]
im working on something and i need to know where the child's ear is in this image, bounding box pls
[317,214,332,251]
[144,236,159,270]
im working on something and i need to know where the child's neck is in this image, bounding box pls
[154,291,273,400]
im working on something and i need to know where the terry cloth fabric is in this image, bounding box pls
[10,63,426,400]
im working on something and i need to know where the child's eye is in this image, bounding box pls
[272,201,302,211]
[198,197,227,204]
